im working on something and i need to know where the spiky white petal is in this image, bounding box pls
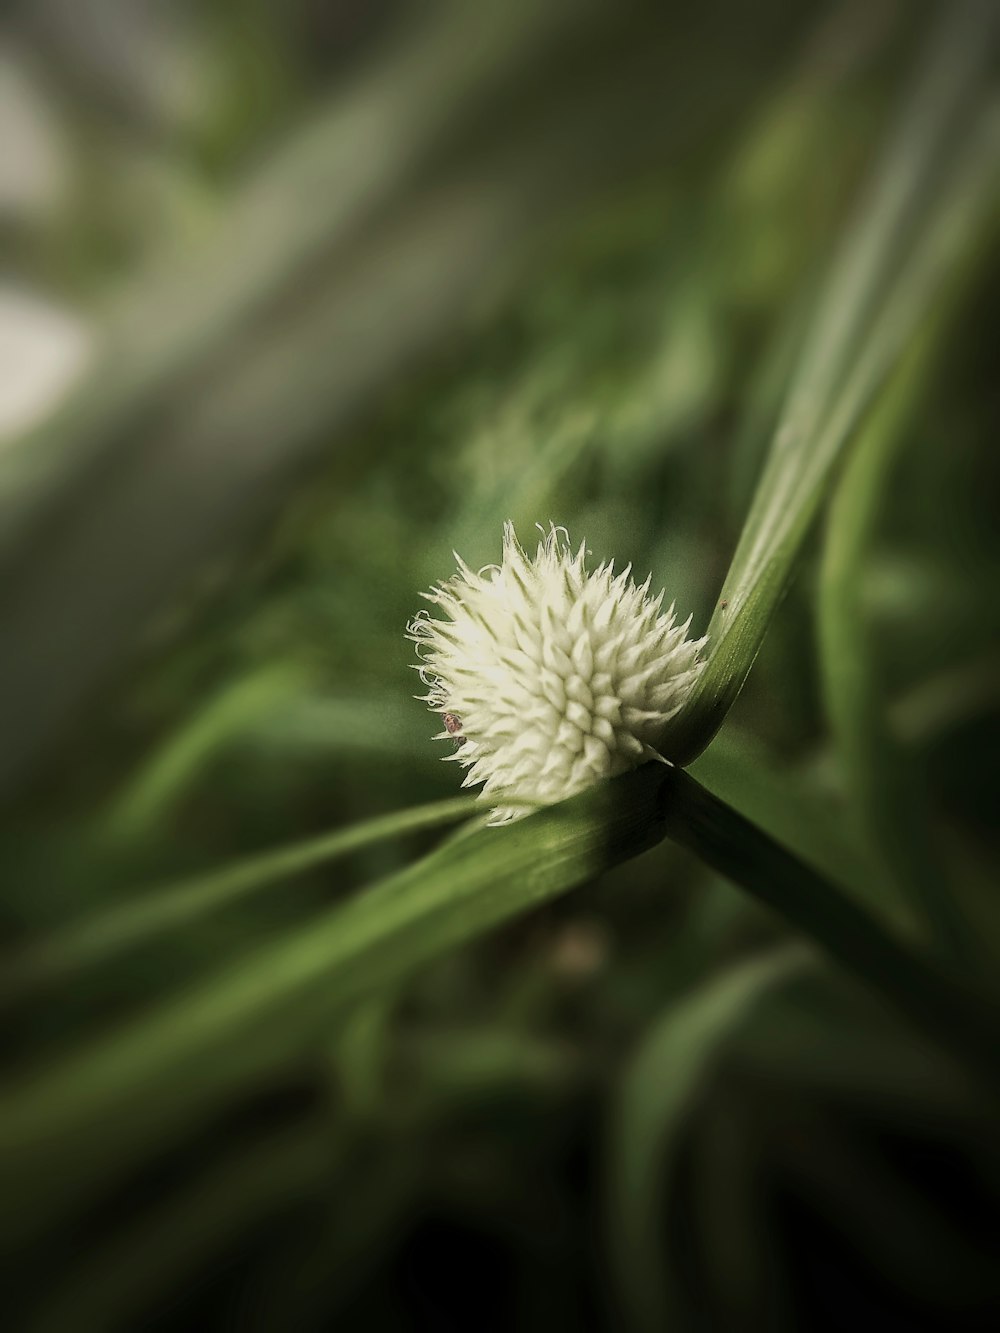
[407,522,707,823]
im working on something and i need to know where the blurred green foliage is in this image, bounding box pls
[1,1,999,1330]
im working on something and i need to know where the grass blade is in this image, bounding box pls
[102,665,307,844]
[659,769,1000,1086]
[817,344,973,961]
[689,729,878,902]
[660,1,998,764]
[3,763,997,1247]
[608,946,809,1333]
[2,796,477,1000]
[0,768,668,1244]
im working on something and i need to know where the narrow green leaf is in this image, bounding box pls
[2,796,477,1001]
[734,987,985,1121]
[608,946,809,1333]
[103,664,307,843]
[660,1,998,764]
[3,764,996,1252]
[689,728,878,904]
[817,343,973,961]
[0,768,668,1244]
[658,770,1000,1087]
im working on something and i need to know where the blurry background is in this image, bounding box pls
[1,0,999,1329]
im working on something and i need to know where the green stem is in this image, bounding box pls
[817,251,983,968]
[658,767,999,1090]
[1,796,477,1001]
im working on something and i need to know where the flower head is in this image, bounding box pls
[407,522,706,822]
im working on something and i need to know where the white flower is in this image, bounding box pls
[407,522,707,823]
